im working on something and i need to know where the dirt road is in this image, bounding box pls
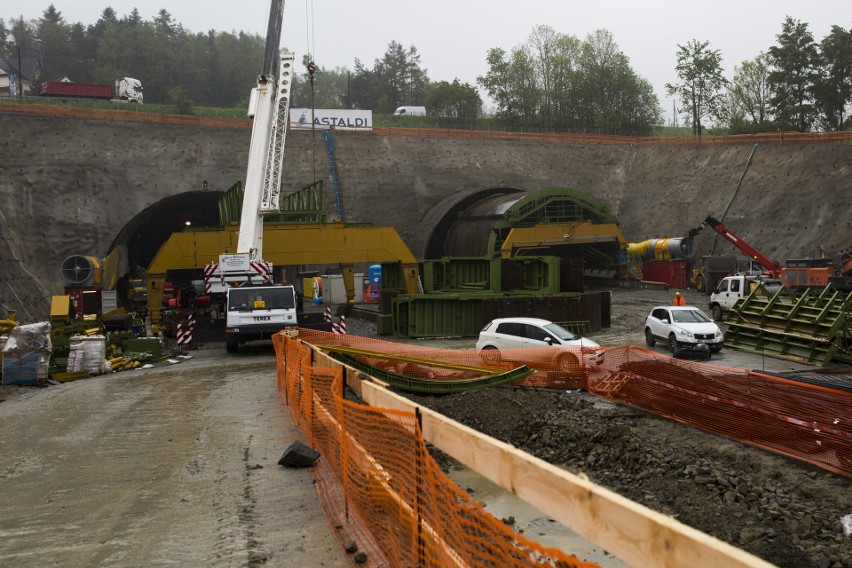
[2,286,849,567]
[0,346,347,567]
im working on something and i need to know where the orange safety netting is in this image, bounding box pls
[587,347,852,478]
[6,102,852,147]
[286,331,852,480]
[273,332,599,568]
[295,329,592,389]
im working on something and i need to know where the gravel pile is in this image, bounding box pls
[404,388,852,568]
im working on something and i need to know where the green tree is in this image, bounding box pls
[426,78,482,124]
[577,29,661,134]
[290,54,350,109]
[349,41,429,113]
[813,25,852,130]
[480,27,659,134]
[169,86,195,115]
[528,25,562,129]
[726,53,773,132]
[7,17,37,64]
[0,19,10,58]
[36,5,73,82]
[477,45,540,127]
[666,39,727,136]
[549,34,583,129]
[767,17,819,131]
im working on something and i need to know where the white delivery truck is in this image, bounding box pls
[393,106,426,116]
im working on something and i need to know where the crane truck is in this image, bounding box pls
[204,0,299,353]
[689,216,784,320]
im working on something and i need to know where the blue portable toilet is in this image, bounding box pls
[365,264,382,303]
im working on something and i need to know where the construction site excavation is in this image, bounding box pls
[3,16,852,567]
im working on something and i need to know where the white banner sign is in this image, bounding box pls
[290,108,372,131]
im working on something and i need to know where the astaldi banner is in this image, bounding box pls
[290,108,372,131]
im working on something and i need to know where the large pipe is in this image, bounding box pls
[60,255,103,286]
[628,238,695,261]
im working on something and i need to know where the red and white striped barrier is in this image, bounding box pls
[324,306,333,323]
[176,313,197,345]
[177,323,192,345]
[332,314,347,335]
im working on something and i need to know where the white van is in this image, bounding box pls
[393,106,426,116]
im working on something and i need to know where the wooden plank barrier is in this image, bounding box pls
[310,347,774,568]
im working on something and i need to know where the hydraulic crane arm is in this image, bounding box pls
[236,0,293,260]
[694,216,782,278]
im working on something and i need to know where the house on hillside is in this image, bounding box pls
[0,56,39,96]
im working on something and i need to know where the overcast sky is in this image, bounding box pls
[3,1,850,122]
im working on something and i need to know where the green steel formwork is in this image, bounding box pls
[380,261,408,294]
[217,180,326,226]
[393,293,488,338]
[512,257,561,294]
[390,291,607,338]
[376,314,394,335]
[419,256,562,295]
[724,285,852,366]
[421,257,497,293]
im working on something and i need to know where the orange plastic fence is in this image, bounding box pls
[285,331,852,480]
[587,347,852,478]
[272,332,598,568]
[295,328,591,389]
[5,101,852,147]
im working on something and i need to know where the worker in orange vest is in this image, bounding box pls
[673,291,686,306]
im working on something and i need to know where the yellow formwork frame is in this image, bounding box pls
[499,221,628,259]
[146,223,420,323]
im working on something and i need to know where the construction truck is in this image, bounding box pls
[41,77,143,103]
[689,256,768,294]
[708,275,784,321]
[202,0,299,353]
[781,249,852,292]
[689,216,783,279]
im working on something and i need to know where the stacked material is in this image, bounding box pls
[67,335,107,375]
[2,322,52,386]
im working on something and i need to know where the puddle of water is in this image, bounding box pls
[447,468,628,567]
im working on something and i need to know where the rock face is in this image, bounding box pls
[2,114,851,321]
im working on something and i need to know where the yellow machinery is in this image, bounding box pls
[498,221,630,278]
[627,237,695,261]
[145,222,421,324]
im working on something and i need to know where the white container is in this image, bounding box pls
[321,274,364,305]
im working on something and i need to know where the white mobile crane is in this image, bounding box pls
[206,0,299,352]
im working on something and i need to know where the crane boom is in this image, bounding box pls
[700,216,782,278]
[216,0,291,282]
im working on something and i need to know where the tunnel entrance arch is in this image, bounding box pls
[425,187,625,273]
[424,186,526,259]
[107,191,223,273]
[102,191,223,299]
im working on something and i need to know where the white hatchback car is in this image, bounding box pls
[644,306,724,354]
[476,317,600,351]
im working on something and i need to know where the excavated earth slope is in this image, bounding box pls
[1,114,851,320]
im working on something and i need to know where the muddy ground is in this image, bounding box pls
[2,286,851,567]
[0,349,348,567]
[395,287,852,568]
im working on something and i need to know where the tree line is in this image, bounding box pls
[2,7,850,134]
[668,17,852,134]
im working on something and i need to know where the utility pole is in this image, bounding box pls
[17,45,23,98]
